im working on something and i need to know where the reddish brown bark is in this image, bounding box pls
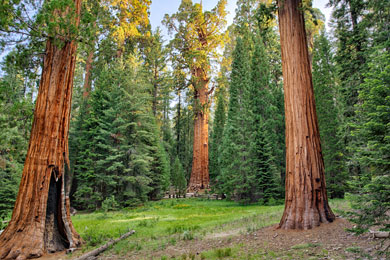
[0,1,82,259]
[278,0,335,230]
[83,49,94,98]
[188,68,210,192]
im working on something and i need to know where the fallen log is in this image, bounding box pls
[73,230,135,260]
[369,230,390,239]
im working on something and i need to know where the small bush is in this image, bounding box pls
[102,195,119,212]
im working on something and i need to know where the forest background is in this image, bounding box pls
[0,0,389,241]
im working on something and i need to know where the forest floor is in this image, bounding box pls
[49,199,386,260]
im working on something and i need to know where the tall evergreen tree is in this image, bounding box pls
[346,26,390,235]
[312,31,347,198]
[329,0,368,176]
[209,91,226,185]
[248,35,280,202]
[164,0,228,191]
[278,0,335,230]
[171,156,187,197]
[219,36,252,203]
[0,0,83,256]
[72,56,170,209]
[0,64,34,223]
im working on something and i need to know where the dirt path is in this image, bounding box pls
[96,218,386,259]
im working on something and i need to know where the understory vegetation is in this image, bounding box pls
[70,198,352,259]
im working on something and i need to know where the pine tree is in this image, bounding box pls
[171,157,187,197]
[255,2,285,190]
[248,35,280,203]
[346,39,390,235]
[71,56,170,209]
[329,0,368,176]
[312,31,347,198]
[0,65,33,223]
[209,91,226,186]
[219,36,252,203]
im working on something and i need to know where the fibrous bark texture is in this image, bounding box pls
[0,1,82,258]
[83,49,94,98]
[278,0,335,230]
[188,68,210,192]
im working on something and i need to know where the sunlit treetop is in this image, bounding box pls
[0,0,81,50]
[106,0,151,46]
[163,0,228,77]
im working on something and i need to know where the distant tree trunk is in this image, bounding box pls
[188,68,210,192]
[83,49,94,98]
[278,0,335,230]
[0,2,82,259]
[152,67,159,116]
[176,91,181,156]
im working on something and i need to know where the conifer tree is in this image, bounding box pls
[72,56,170,209]
[248,35,280,202]
[346,36,390,235]
[0,64,34,223]
[209,91,226,185]
[171,157,187,197]
[329,0,368,175]
[164,0,228,191]
[312,31,347,198]
[278,0,335,229]
[219,36,252,203]
[0,0,83,256]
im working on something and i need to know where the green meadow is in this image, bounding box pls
[71,198,349,259]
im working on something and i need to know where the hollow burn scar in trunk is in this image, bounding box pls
[44,171,69,253]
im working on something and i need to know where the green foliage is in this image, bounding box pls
[330,0,369,176]
[171,157,187,197]
[71,55,170,210]
[346,41,390,236]
[163,0,228,75]
[209,91,226,186]
[218,31,281,203]
[219,36,252,203]
[312,31,347,198]
[0,64,33,220]
[102,195,119,212]
[248,35,280,202]
[346,175,390,234]
[172,92,193,180]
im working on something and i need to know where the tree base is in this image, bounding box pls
[0,174,82,260]
[278,202,335,230]
[187,185,210,195]
[0,225,45,260]
[187,185,210,194]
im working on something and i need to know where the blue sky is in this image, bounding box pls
[149,0,332,38]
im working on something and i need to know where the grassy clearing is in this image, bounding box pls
[71,198,349,258]
[72,199,283,255]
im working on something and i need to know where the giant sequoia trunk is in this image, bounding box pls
[0,2,82,259]
[278,0,335,230]
[83,49,94,98]
[188,68,210,192]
